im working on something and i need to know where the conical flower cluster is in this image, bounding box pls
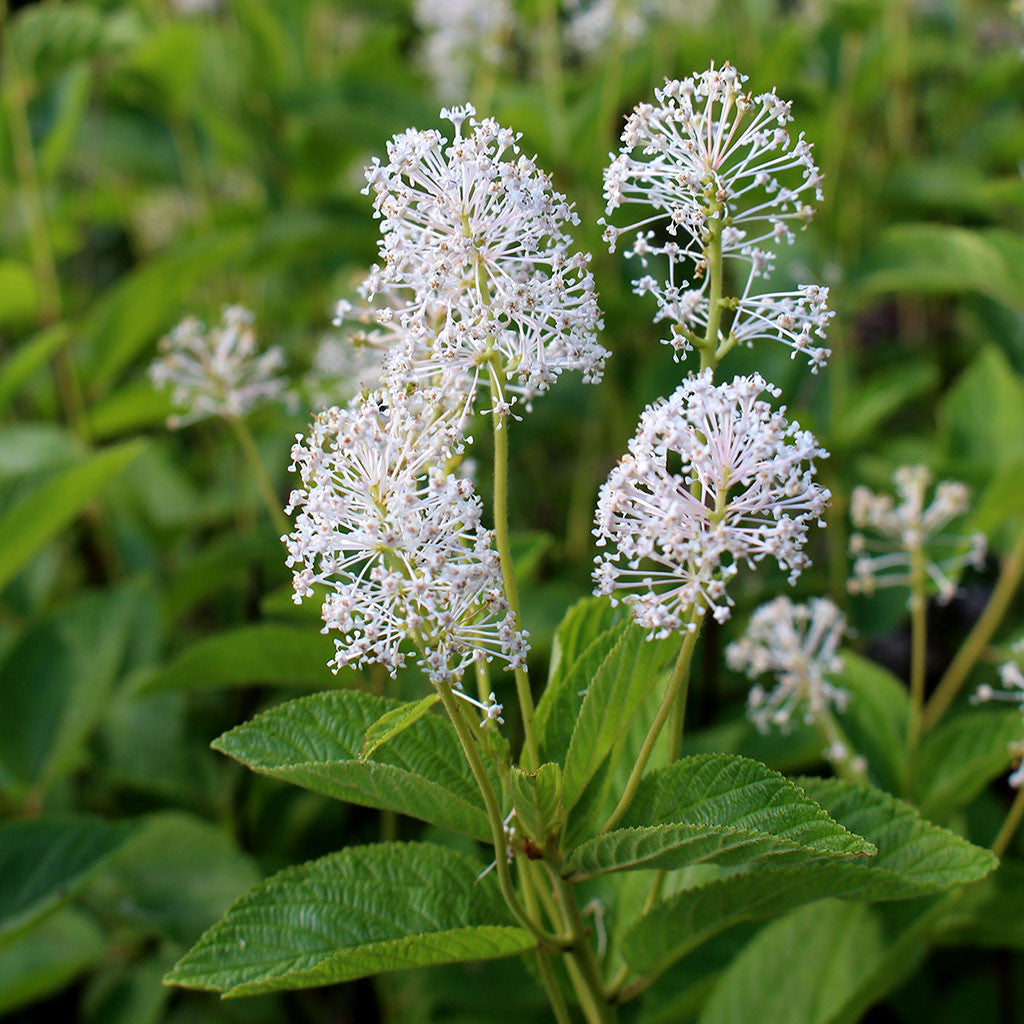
[727,596,849,733]
[284,387,528,682]
[972,640,1024,788]
[848,465,986,604]
[362,104,607,407]
[593,371,830,633]
[149,306,290,427]
[602,63,831,369]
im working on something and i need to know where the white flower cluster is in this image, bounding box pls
[362,105,607,409]
[565,0,713,59]
[593,372,830,633]
[602,63,832,369]
[848,466,986,604]
[727,596,849,733]
[148,306,290,428]
[972,639,1024,788]
[414,0,511,100]
[284,387,528,688]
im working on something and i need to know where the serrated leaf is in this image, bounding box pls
[536,609,627,765]
[939,861,1024,949]
[509,763,563,843]
[565,755,874,878]
[545,596,619,690]
[0,439,146,590]
[562,625,675,811]
[623,779,996,975]
[135,624,343,694]
[165,843,535,996]
[0,816,135,945]
[912,709,1023,819]
[213,690,493,840]
[361,693,440,763]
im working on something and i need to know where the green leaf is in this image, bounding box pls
[0,439,146,591]
[0,909,106,1016]
[562,624,675,811]
[831,363,938,452]
[856,225,1024,314]
[213,690,493,840]
[136,624,344,694]
[698,901,911,1024]
[165,842,535,996]
[0,816,135,944]
[0,584,143,792]
[361,693,440,763]
[939,861,1024,949]
[565,755,874,878]
[622,779,996,975]
[832,653,909,792]
[86,812,261,946]
[912,709,1023,819]
[939,347,1024,480]
[535,598,623,763]
[509,763,563,843]
[0,325,68,413]
[0,261,40,326]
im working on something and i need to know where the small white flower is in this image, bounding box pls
[602,63,831,369]
[593,371,830,634]
[971,639,1024,787]
[362,106,607,408]
[284,387,528,681]
[149,306,291,428]
[848,466,986,605]
[727,596,848,734]
[415,0,511,99]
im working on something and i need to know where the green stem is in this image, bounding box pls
[599,611,703,833]
[924,523,1024,730]
[492,408,540,770]
[993,785,1024,859]
[549,869,617,1024]
[817,706,868,784]
[906,546,928,762]
[700,209,725,372]
[434,681,563,947]
[227,416,290,539]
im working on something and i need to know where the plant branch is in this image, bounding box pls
[227,416,290,539]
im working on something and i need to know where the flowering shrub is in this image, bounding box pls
[4,4,1024,1024]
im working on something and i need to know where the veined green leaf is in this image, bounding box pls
[213,690,492,840]
[165,842,535,996]
[565,755,873,878]
[0,816,136,945]
[938,861,1024,949]
[0,439,146,591]
[623,779,995,975]
[912,709,1023,819]
[361,693,440,763]
[509,763,563,844]
[536,604,626,765]
[135,624,344,694]
[562,625,675,811]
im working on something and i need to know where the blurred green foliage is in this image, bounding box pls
[1,0,1024,1020]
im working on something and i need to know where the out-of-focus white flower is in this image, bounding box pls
[284,387,528,684]
[602,63,831,369]
[848,466,986,605]
[304,333,388,412]
[727,596,849,733]
[149,306,291,428]
[564,0,713,59]
[170,0,219,14]
[415,0,511,100]
[362,105,606,409]
[972,639,1024,787]
[593,371,830,634]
